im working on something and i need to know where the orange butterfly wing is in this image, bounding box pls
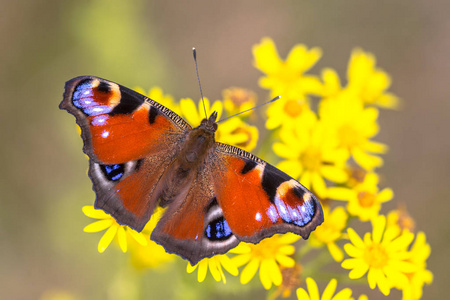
[213,143,324,242]
[60,76,190,230]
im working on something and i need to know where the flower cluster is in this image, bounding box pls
[81,38,432,299]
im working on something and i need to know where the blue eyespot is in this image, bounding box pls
[99,164,124,181]
[205,217,232,241]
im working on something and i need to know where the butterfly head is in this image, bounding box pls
[200,111,218,133]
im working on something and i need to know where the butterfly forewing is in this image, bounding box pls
[213,143,324,242]
[61,76,190,230]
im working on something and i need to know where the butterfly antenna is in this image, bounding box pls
[193,48,208,119]
[217,96,281,123]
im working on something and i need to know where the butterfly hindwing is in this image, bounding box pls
[151,164,239,265]
[213,143,324,242]
[60,76,191,230]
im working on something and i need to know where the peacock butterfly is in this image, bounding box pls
[60,75,324,265]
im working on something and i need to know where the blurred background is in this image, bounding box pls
[1,0,448,299]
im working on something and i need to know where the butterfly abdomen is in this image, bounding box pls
[159,125,216,203]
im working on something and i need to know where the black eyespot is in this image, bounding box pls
[205,217,233,241]
[99,164,125,181]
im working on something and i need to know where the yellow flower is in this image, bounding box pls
[296,277,356,300]
[309,206,348,262]
[320,68,342,99]
[179,97,259,151]
[222,87,257,117]
[186,254,239,284]
[330,173,393,221]
[128,208,176,270]
[82,206,147,253]
[320,92,387,170]
[400,232,433,300]
[265,97,314,130]
[253,37,323,101]
[387,207,416,232]
[273,117,349,198]
[342,215,416,296]
[134,86,180,114]
[179,97,223,126]
[347,49,400,109]
[232,234,300,290]
[216,117,259,152]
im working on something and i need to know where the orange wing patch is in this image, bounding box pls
[214,157,276,237]
[88,104,175,163]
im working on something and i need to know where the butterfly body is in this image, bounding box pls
[61,76,324,265]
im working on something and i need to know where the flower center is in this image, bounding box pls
[338,124,362,148]
[358,191,376,208]
[301,149,322,171]
[283,100,304,118]
[363,244,388,269]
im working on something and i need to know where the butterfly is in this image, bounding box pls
[60,76,324,265]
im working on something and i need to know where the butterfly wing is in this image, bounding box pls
[150,142,323,265]
[213,143,324,242]
[151,161,240,265]
[60,76,191,230]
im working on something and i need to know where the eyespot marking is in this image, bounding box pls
[205,217,233,241]
[100,164,125,181]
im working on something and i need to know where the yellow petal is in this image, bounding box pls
[98,224,118,253]
[372,215,386,244]
[208,258,221,282]
[275,254,295,267]
[219,255,239,276]
[117,226,127,253]
[348,262,369,279]
[327,187,354,201]
[352,147,384,170]
[296,287,311,300]
[377,188,393,203]
[240,258,259,284]
[82,205,109,219]
[180,98,200,126]
[259,260,273,289]
[83,219,114,233]
[127,228,148,246]
[321,278,337,300]
[286,44,322,72]
[306,277,320,300]
[311,172,327,198]
[327,243,344,262]
[347,228,365,249]
[320,165,348,183]
[197,261,208,282]
[186,262,198,274]
[333,288,353,300]
[343,244,363,258]
[253,37,281,74]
